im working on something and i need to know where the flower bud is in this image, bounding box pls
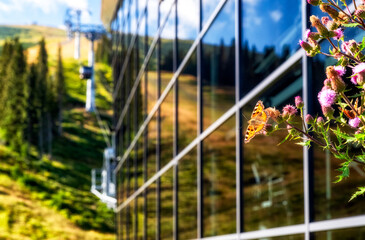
[306,29,320,41]
[349,117,361,128]
[322,106,334,119]
[326,66,346,92]
[282,104,298,120]
[299,40,312,52]
[305,114,315,124]
[307,0,320,6]
[310,15,330,37]
[317,116,325,126]
[295,96,304,109]
[326,20,339,30]
[338,12,350,23]
[356,9,365,19]
[348,40,359,53]
[320,4,339,20]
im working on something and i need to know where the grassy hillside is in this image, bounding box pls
[0,25,115,239]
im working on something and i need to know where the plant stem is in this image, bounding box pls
[326,38,361,63]
[285,121,365,166]
[353,0,357,10]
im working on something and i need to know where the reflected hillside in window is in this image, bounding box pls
[242,62,304,231]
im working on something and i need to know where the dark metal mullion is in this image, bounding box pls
[235,0,243,236]
[156,2,161,240]
[197,0,203,238]
[134,10,139,237]
[143,4,148,240]
[173,1,179,240]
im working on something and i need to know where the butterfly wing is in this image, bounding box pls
[339,107,356,119]
[244,123,266,143]
[251,101,265,119]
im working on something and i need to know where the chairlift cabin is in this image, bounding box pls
[79,66,93,79]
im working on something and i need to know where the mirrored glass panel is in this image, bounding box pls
[147,0,159,52]
[160,90,174,168]
[160,0,174,26]
[202,0,221,27]
[241,0,301,96]
[313,227,365,240]
[178,51,197,152]
[178,148,197,239]
[147,48,158,113]
[202,0,235,129]
[161,169,173,239]
[147,114,157,179]
[147,182,157,239]
[203,115,236,237]
[160,4,175,92]
[138,15,146,71]
[177,0,198,65]
[242,62,304,231]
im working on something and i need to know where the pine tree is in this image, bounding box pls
[54,44,64,135]
[26,63,39,146]
[0,40,14,120]
[35,38,48,156]
[2,38,27,153]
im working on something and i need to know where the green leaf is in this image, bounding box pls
[278,133,291,146]
[349,187,365,201]
[359,36,365,52]
[342,22,361,28]
[296,140,311,147]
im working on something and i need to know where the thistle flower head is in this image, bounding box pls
[333,28,343,40]
[317,116,325,126]
[349,117,361,128]
[310,15,330,37]
[266,107,281,123]
[320,3,339,20]
[282,105,298,119]
[318,88,337,107]
[334,65,346,76]
[307,0,320,6]
[351,63,365,85]
[326,66,346,92]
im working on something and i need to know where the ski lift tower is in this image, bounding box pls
[64,10,106,112]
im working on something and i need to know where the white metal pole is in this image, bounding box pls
[74,32,80,59]
[86,39,95,112]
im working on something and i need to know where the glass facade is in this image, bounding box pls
[110,0,365,239]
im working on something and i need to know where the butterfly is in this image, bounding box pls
[339,98,362,119]
[244,101,269,144]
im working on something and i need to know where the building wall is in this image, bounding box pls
[111,0,365,239]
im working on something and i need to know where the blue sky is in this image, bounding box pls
[0,0,102,27]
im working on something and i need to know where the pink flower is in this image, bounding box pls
[333,28,344,40]
[282,104,298,118]
[305,29,311,40]
[353,63,365,74]
[351,63,365,85]
[349,117,361,128]
[334,66,346,76]
[317,116,325,125]
[341,41,350,54]
[318,88,337,107]
[321,16,330,25]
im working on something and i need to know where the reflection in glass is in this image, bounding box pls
[160,90,174,168]
[202,0,235,130]
[161,169,173,239]
[147,48,158,113]
[137,195,144,240]
[312,27,365,221]
[203,116,236,237]
[160,0,174,27]
[130,0,137,35]
[160,4,175,92]
[178,148,197,239]
[314,227,365,240]
[202,0,221,27]
[147,182,157,239]
[147,0,159,51]
[138,16,146,71]
[147,114,157,180]
[178,51,197,152]
[177,0,198,65]
[137,135,144,189]
[242,62,303,231]
[241,0,301,95]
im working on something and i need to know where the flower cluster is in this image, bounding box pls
[247,0,365,201]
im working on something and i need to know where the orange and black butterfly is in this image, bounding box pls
[339,98,362,119]
[244,101,269,143]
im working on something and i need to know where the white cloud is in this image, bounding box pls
[0,0,88,14]
[270,10,282,22]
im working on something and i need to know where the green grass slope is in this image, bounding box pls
[0,25,115,239]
